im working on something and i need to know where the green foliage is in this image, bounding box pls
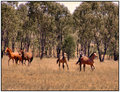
[73,2,118,61]
[62,35,76,58]
[1,1,118,60]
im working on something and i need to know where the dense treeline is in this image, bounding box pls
[1,1,119,61]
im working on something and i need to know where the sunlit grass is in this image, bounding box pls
[2,56,118,91]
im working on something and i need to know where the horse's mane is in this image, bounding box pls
[7,48,12,52]
[89,52,95,58]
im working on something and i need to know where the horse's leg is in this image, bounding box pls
[12,59,14,64]
[24,60,26,65]
[21,59,23,65]
[28,61,30,66]
[8,58,11,66]
[15,59,18,65]
[83,64,85,71]
[28,60,30,66]
[91,65,94,71]
[79,63,81,71]
[92,64,95,69]
[59,62,60,69]
[62,63,64,69]
[65,61,69,70]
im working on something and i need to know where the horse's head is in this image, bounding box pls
[89,52,97,60]
[64,53,67,57]
[93,53,97,57]
[20,50,24,54]
[20,50,24,57]
[5,48,11,53]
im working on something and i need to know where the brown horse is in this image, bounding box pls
[20,50,33,66]
[76,52,97,71]
[5,48,22,66]
[56,55,69,70]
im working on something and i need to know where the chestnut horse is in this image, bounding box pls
[76,52,97,71]
[5,48,22,66]
[20,50,33,66]
[56,55,69,70]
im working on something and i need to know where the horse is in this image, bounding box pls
[76,52,97,71]
[20,50,33,66]
[56,54,69,70]
[5,47,22,66]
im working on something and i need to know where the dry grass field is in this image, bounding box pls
[2,56,118,91]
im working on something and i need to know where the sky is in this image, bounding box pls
[58,2,118,14]
[18,2,82,14]
[19,2,118,14]
[58,2,82,14]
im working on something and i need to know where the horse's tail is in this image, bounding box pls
[30,56,33,63]
[76,57,81,65]
[57,58,60,64]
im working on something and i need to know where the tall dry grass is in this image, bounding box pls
[2,56,118,91]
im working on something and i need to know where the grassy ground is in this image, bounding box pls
[1,56,118,91]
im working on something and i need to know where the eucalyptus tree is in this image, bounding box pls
[28,2,57,59]
[46,2,73,58]
[73,2,118,61]
[91,2,118,61]
[16,3,29,50]
[2,2,20,52]
[73,2,94,56]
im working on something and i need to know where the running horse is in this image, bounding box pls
[20,50,33,66]
[5,47,22,66]
[76,52,97,71]
[56,53,69,70]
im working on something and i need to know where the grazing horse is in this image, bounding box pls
[56,55,69,70]
[76,52,97,71]
[5,48,22,66]
[20,50,33,66]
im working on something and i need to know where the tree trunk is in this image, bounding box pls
[27,38,30,52]
[94,34,102,62]
[77,43,79,57]
[32,45,35,57]
[4,31,9,51]
[67,54,70,61]
[38,45,41,57]
[96,42,102,62]
[12,37,15,52]
[114,49,118,61]
[87,42,90,57]
[49,46,52,57]
[84,42,87,56]
[1,29,5,51]
[26,42,30,52]
[20,40,23,50]
[101,43,107,62]
[52,44,55,57]
[57,45,61,59]
[40,32,46,59]
[40,37,44,59]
